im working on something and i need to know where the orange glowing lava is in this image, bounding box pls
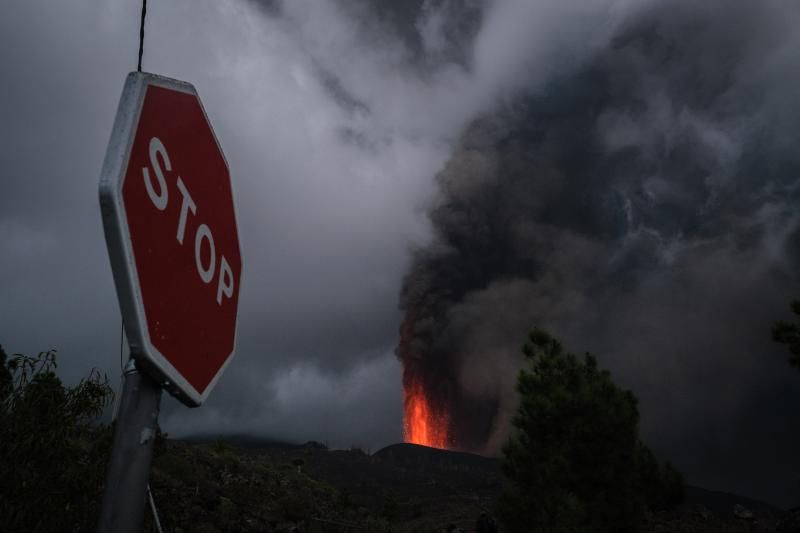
[403,378,450,449]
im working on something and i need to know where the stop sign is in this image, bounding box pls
[99,72,242,406]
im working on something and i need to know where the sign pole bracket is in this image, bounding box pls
[97,357,162,533]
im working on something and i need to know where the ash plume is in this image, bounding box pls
[398,0,800,505]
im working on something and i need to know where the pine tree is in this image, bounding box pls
[498,329,682,533]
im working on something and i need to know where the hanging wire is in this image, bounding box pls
[119,318,125,372]
[137,0,147,72]
[112,319,126,422]
[127,11,168,523]
[148,484,164,533]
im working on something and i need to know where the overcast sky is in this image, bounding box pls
[3,0,800,507]
[0,0,506,448]
[0,0,616,446]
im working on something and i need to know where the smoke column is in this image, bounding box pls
[397,0,800,505]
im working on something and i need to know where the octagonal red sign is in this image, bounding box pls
[99,72,242,406]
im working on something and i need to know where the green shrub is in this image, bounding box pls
[0,346,114,533]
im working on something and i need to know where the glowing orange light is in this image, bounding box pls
[403,378,450,449]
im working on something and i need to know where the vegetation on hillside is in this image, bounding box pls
[145,440,398,532]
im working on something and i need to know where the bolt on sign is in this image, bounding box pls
[99,72,242,406]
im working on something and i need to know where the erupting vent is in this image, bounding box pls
[403,376,450,449]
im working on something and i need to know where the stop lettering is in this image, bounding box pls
[141,136,235,306]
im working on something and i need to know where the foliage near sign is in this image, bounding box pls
[0,346,114,532]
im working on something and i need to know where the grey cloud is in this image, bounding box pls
[0,0,510,451]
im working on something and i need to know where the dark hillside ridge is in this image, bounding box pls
[147,438,791,532]
[376,443,783,512]
[684,486,781,515]
[180,437,784,512]
[181,433,307,449]
[375,442,499,470]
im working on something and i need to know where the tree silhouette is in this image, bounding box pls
[773,300,800,369]
[497,329,682,533]
[0,347,114,532]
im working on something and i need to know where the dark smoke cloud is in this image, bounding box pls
[399,0,800,506]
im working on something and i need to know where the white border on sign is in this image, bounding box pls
[98,72,242,407]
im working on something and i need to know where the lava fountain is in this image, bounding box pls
[403,371,450,449]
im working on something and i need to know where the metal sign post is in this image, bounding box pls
[97,359,162,533]
[96,71,241,532]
